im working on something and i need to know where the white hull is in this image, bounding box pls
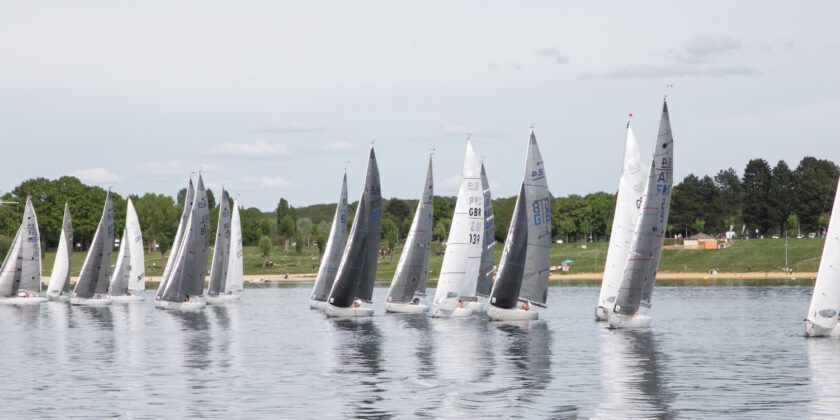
[428,306,454,318]
[223,293,241,301]
[805,319,837,337]
[487,305,538,321]
[70,296,113,306]
[309,299,328,310]
[466,301,485,312]
[46,293,69,302]
[206,295,227,305]
[595,306,609,321]
[110,294,145,303]
[453,307,473,317]
[385,301,429,314]
[608,313,651,329]
[0,296,47,305]
[154,299,206,311]
[324,304,374,318]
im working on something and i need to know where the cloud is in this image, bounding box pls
[486,62,501,72]
[582,64,761,79]
[307,141,355,154]
[436,124,505,139]
[677,36,741,63]
[437,174,462,192]
[248,123,324,134]
[207,140,293,159]
[69,167,120,184]
[138,160,221,178]
[237,176,295,189]
[537,46,571,65]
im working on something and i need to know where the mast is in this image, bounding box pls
[310,174,349,302]
[518,129,551,306]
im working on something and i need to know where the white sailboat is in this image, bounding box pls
[309,174,349,310]
[222,201,244,300]
[110,198,145,302]
[596,122,646,321]
[207,189,232,305]
[71,191,115,306]
[487,129,551,321]
[155,175,210,310]
[385,157,434,314]
[46,203,73,302]
[157,179,194,295]
[0,196,46,305]
[325,146,382,317]
[429,140,484,318]
[608,100,674,329]
[804,175,840,337]
[468,162,495,312]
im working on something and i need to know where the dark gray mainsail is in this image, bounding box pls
[73,191,115,298]
[157,179,194,298]
[310,174,349,302]
[47,203,73,295]
[386,157,434,303]
[109,229,132,295]
[489,183,528,309]
[519,130,551,305]
[327,147,381,307]
[613,100,674,315]
[0,197,42,296]
[207,190,232,297]
[476,163,495,297]
[160,175,210,302]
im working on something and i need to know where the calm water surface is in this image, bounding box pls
[2,285,839,419]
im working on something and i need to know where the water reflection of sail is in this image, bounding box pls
[388,315,436,380]
[209,305,242,371]
[431,318,496,418]
[805,339,840,417]
[328,319,386,418]
[4,305,41,328]
[595,330,672,418]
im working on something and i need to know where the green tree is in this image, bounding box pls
[432,221,448,243]
[691,218,706,234]
[314,220,330,256]
[794,157,839,231]
[258,235,272,267]
[296,217,313,245]
[786,214,800,237]
[768,160,795,235]
[382,217,399,254]
[742,158,773,236]
[278,214,297,253]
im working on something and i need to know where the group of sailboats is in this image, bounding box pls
[595,100,675,328]
[309,129,551,320]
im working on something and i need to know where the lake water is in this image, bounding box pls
[2,285,839,419]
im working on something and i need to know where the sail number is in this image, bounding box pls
[468,207,482,217]
[469,233,481,244]
[532,198,550,226]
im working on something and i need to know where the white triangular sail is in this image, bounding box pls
[0,197,42,296]
[47,203,73,297]
[125,198,145,292]
[73,191,115,299]
[805,175,840,336]
[109,229,132,295]
[224,201,244,295]
[208,190,232,297]
[310,174,349,302]
[158,179,194,296]
[432,140,483,313]
[597,124,645,318]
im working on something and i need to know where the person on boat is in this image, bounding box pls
[410,297,421,305]
[457,299,464,309]
[520,300,530,311]
[185,294,191,303]
[95,294,101,300]
[353,299,362,308]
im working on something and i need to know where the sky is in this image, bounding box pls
[2,1,839,211]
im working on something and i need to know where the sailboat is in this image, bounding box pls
[385,156,434,314]
[71,191,115,306]
[46,203,73,301]
[608,100,674,329]
[804,175,840,337]
[158,178,194,295]
[207,190,232,305]
[222,201,244,300]
[487,129,551,321]
[429,140,484,318]
[110,198,146,302]
[0,196,46,305]
[309,174,349,310]
[325,146,382,317]
[468,162,495,312]
[155,175,210,310]
[595,122,646,321]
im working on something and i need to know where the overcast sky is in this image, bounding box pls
[2,1,838,211]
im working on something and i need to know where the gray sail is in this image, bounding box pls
[476,163,495,297]
[207,190,231,296]
[489,183,528,309]
[519,129,551,306]
[61,204,73,292]
[109,229,132,295]
[327,147,381,307]
[160,175,210,302]
[0,197,42,296]
[73,191,114,298]
[386,157,434,303]
[157,179,194,298]
[614,100,674,315]
[46,203,73,294]
[189,176,210,296]
[310,174,349,302]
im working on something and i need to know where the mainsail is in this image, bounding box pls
[158,179,194,296]
[224,201,244,294]
[613,100,674,315]
[47,203,73,296]
[433,140,483,312]
[73,191,115,299]
[310,174,349,302]
[327,147,382,307]
[805,174,840,333]
[476,163,495,297]
[208,190,232,297]
[159,175,210,302]
[386,157,434,303]
[597,123,645,313]
[489,183,528,309]
[0,197,42,296]
[125,198,145,292]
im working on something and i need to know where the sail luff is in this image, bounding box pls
[489,183,528,309]
[310,174,349,301]
[224,202,244,293]
[125,198,145,291]
[386,157,434,303]
[806,174,840,330]
[519,129,551,305]
[207,190,231,296]
[47,203,73,295]
[477,163,495,297]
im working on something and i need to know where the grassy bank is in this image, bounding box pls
[39,237,824,280]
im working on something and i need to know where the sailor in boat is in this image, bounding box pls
[353,299,362,309]
[410,297,421,305]
[457,299,465,309]
[520,300,530,311]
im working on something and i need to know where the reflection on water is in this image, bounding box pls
[806,337,840,418]
[328,318,387,419]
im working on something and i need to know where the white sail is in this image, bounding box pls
[73,191,115,299]
[0,197,42,296]
[109,229,132,295]
[158,179,194,296]
[432,140,483,313]
[597,124,645,318]
[224,202,244,294]
[125,198,145,291]
[310,174,349,302]
[47,203,73,297]
[805,175,840,336]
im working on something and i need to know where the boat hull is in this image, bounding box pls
[608,313,651,329]
[70,296,113,306]
[804,319,836,337]
[595,306,609,321]
[324,304,374,318]
[46,292,69,302]
[110,294,145,303]
[154,299,206,311]
[0,296,47,305]
[206,295,227,305]
[385,301,429,314]
[487,305,538,321]
[466,301,485,312]
[223,293,241,301]
[309,299,328,310]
